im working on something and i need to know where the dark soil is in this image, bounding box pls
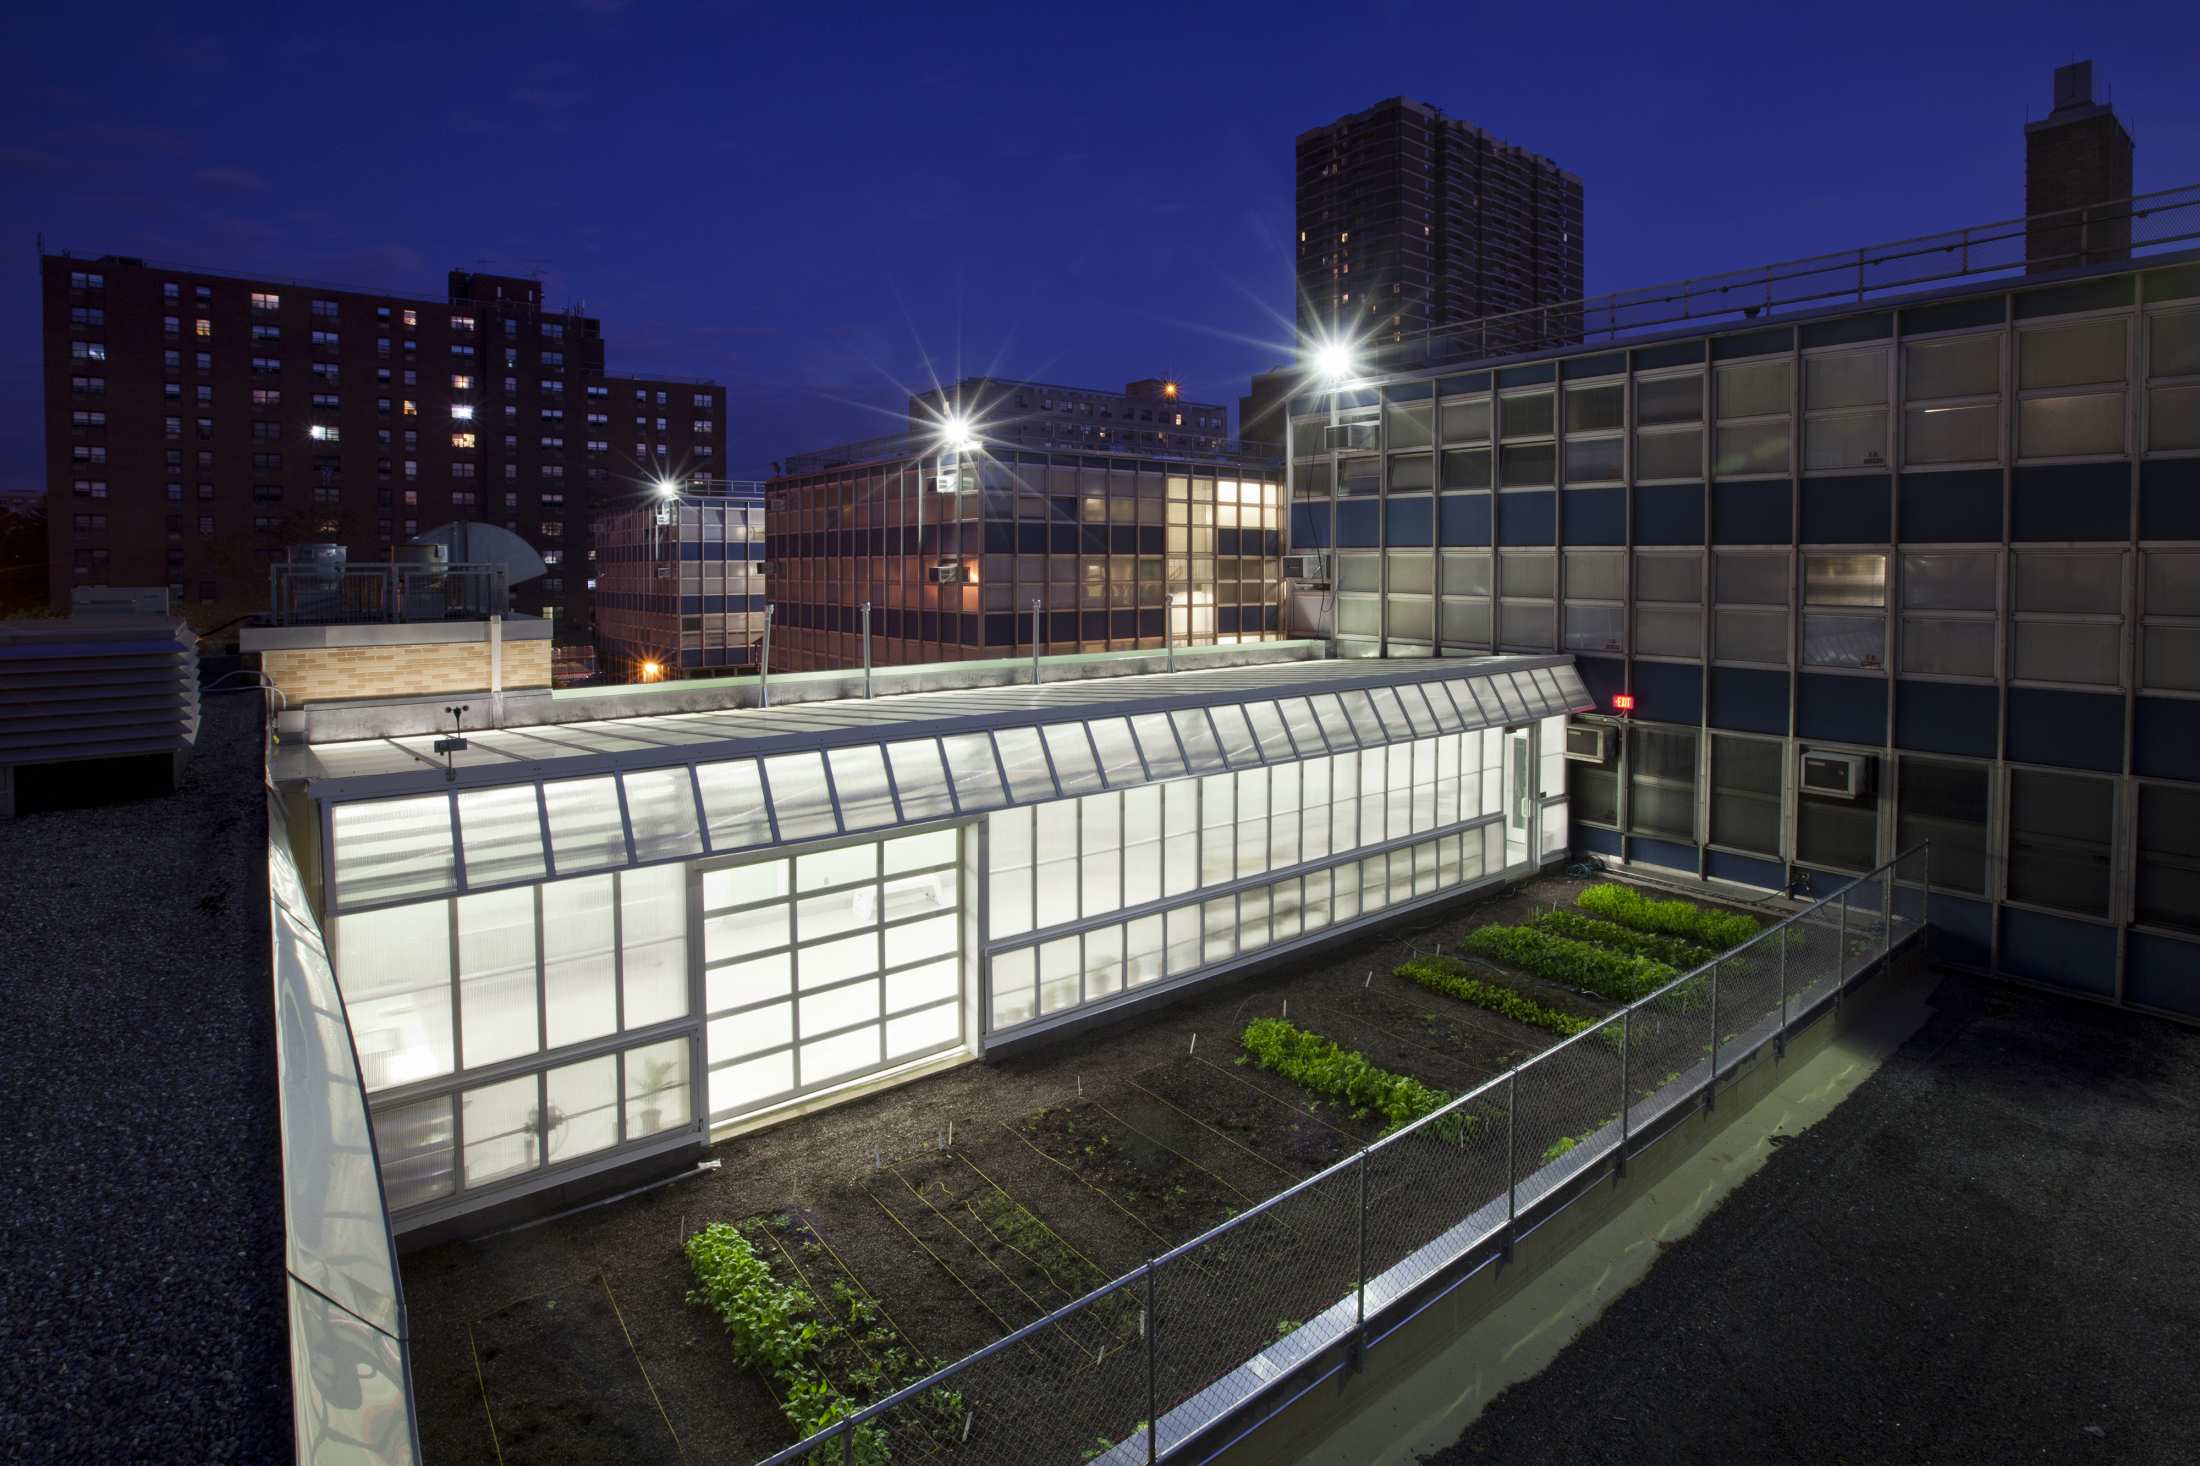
[1133,1054,1362,1178]
[1019,1099,1253,1238]
[470,1275,680,1466]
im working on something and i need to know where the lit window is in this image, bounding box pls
[401,309,417,328]
[195,318,211,337]
[452,404,474,421]
[401,399,417,416]
[310,425,340,442]
[451,373,472,390]
[251,292,280,311]
[452,431,477,449]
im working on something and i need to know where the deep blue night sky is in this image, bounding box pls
[5,0,2198,487]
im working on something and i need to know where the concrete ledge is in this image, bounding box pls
[242,616,552,651]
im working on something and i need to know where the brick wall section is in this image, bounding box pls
[2026,112,2134,271]
[260,638,551,704]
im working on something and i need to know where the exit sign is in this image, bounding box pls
[1611,692,1636,714]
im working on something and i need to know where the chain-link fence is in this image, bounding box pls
[755,845,1930,1466]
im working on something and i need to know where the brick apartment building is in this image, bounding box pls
[41,255,725,639]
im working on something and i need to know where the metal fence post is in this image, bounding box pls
[1776,922,1789,1060]
[1502,1070,1518,1258]
[1145,1259,1158,1465]
[1705,960,1719,1110]
[1355,1147,1368,1364]
[1836,892,1849,1013]
[860,601,873,699]
[1615,1009,1631,1179]
[1883,863,1895,964]
[842,1420,855,1466]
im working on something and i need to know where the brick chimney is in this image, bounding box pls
[2024,60,2134,274]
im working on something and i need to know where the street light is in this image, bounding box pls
[1314,339,1358,384]
[937,413,981,455]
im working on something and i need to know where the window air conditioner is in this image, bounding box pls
[927,562,967,585]
[653,506,674,525]
[1282,553,1329,583]
[1799,750,1868,800]
[1564,723,1613,764]
[1323,422,1376,451]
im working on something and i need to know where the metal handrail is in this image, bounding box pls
[751,842,1932,1466]
[1342,182,2200,372]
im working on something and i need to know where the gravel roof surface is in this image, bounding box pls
[0,691,290,1463]
[1426,972,2200,1466]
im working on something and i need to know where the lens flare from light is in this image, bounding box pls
[1314,340,1357,383]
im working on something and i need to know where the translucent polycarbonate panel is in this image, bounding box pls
[1122,786,1162,907]
[800,930,880,989]
[885,739,955,821]
[1082,923,1125,1000]
[941,732,1008,811]
[1037,935,1082,1014]
[455,784,545,887]
[886,956,958,1014]
[702,857,788,910]
[621,767,703,862]
[1209,702,1261,767]
[331,794,455,908]
[546,1054,619,1161]
[1086,717,1145,787]
[800,980,880,1037]
[1269,763,1303,869]
[1308,693,1358,749]
[796,842,876,892]
[1236,700,1293,760]
[1368,686,1416,739]
[802,1027,880,1084]
[1035,801,1079,928]
[1081,792,1122,917]
[826,745,896,831]
[1163,780,1199,896]
[799,885,873,941]
[542,776,627,874]
[989,807,1034,938]
[711,1051,792,1115]
[882,870,954,923]
[1165,903,1202,974]
[620,864,688,1029]
[1236,768,1271,878]
[1129,713,1186,778]
[624,1035,691,1138]
[1125,914,1165,986]
[1411,682,1458,733]
[456,887,538,1069]
[1331,690,1379,745]
[369,1094,453,1212]
[885,912,958,968]
[1171,708,1228,772]
[991,946,1036,1029]
[885,1002,959,1058]
[994,727,1059,802]
[763,751,839,842]
[706,953,789,1012]
[1278,696,1329,753]
[1040,722,1104,795]
[334,900,454,1091]
[883,827,956,875]
[1200,773,1236,885]
[461,1074,537,1187]
[705,901,788,963]
[696,759,773,851]
[542,874,617,1049]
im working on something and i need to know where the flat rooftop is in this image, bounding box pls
[1429,972,2200,1465]
[0,691,290,1460]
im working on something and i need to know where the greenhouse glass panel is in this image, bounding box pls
[762,752,839,842]
[1210,702,1261,767]
[547,1055,619,1160]
[885,740,956,822]
[1171,708,1228,773]
[1040,723,1104,795]
[1339,690,1386,745]
[624,1036,691,1138]
[621,767,703,862]
[337,901,454,1090]
[456,887,538,1069]
[1307,694,1357,749]
[696,759,773,851]
[826,746,897,831]
[542,874,617,1048]
[1241,701,1295,760]
[995,727,1060,802]
[1087,718,1146,787]
[620,864,688,1029]
[462,1075,537,1187]
[1278,696,1329,754]
[1368,686,1416,739]
[543,777,628,874]
[332,794,455,908]
[940,733,1007,811]
[1129,713,1186,779]
[455,785,545,887]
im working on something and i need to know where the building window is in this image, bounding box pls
[452,432,477,449]
[310,425,340,442]
[2017,317,2127,459]
[196,318,212,338]
[1633,370,1703,480]
[1897,756,1990,894]
[252,291,280,312]
[1903,332,2002,466]
[540,521,563,537]
[1796,750,1878,872]
[2136,783,2200,935]
[1632,550,1702,658]
[1801,553,1887,670]
[1713,357,1791,477]
[2011,549,2123,688]
[1625,725,1697,843]
[2005,769,2113,918]
[1712,550,1790,666]
[70,270,106,290]
[2142,306,2200,453]
[1804,346,1890,471]
[1708,734,1781,856]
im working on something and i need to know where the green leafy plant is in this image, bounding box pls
[1527,910,1717,970]
[1240,1017,1451,1134]
[1576,884,1759,950]
[1463,925,1674,1002]
[1397,954,1596,1039]
[684,1223,889,1464]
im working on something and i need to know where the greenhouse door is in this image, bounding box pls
[1503,726,1535,868]
[696,826,965,1124]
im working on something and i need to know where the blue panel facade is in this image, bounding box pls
[1929,894,1995,970]
[1562,487,1627,544]
[2012,464,2131,541]
[1386,495,1434,546]
[1711,483,1791,544]
[1796,673,1887,745]
[1801,475,1892,544]
[1894,680,1999,757]
[2133,697,2200,782]
[1633,484,1704,545]
[2139,459,2200,540]
[1439,493,1492,545]
[1631,661,1702,725]
[2004,687,2123,772]
[1706,849,1785,890]
[1708,666,1789,735]
[1998,908,2117,997]
[2126,932,2200,1018]
[1630,836,1697,873]
[1898,471,2002,542]
[1336,499,1380,547]
[1498,491,1556,545]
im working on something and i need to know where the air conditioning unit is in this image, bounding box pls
[1799,750,1869,800]
[653,506,674,526]
[927,561,967,585]
[653,565,673,579]
[1564,723,1613,764]
[1282,553,1329,584]
[1323,422,1376,451]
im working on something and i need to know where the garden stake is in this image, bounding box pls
[1188,1032,1197,1056]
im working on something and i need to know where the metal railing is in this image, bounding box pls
[1352,183,2200,372]
[754,844,1929,1466]
[264,561,509,625]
